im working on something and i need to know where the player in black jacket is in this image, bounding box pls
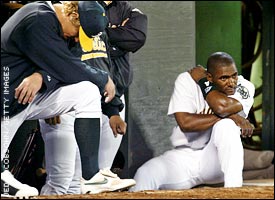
[1,1,115,198]
[98,0,148,174]
[100,1,148,97]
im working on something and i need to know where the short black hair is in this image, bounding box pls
[206,52,235,74]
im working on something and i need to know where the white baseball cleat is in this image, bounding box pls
[1,170,39,198]
[81,168,136,194]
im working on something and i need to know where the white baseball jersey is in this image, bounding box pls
[167,72,255,149]
[131,71,255,191]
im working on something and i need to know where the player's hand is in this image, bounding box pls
[121,18,129,26]
[229,114,254,138]
[188,65,207,83]
[45,116,61,125]
[104,76,116,103]
[15,72,43,105]
[103,1,112,6]
[239,119,254,138]
[109,115,127,137]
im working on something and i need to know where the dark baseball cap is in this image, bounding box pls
[78,1,108,37]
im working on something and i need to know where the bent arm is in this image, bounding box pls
[106,12,147,53]
[16,14,108,94]
[174,112,220,132]
[205,91,243,118]
[205,78,255,118]
[189,66,243,118]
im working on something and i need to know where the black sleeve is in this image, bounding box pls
[106,8,148,54]
[101,95,124,118]
[14,12,108,94]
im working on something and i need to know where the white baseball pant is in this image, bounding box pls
[130,118,244,191]
[39,96,125,195]
[1,81,102,163]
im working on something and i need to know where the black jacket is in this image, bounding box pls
[100,1,148,97]
[1,1,108,117]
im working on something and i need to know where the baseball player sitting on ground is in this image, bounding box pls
[1,1,115,198]
[129,52,255,191]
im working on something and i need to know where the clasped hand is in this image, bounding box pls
[188,65,207,83]
[230,114,254,138]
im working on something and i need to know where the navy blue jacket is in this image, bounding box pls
[100,1,148,97]
[1,1,108,117]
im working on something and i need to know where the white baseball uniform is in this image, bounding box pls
[1,81,102,163]
[38,25,127,194]
[130,72,255,191]
[39,96,125,195]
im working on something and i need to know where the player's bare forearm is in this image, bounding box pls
[189,66,243,117]
[174,112,221,132]
[205,91,243,118]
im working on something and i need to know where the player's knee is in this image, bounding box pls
[135,159,161,181]
[134,165,144,178]
[135,164,151,180]
[73,82,102,116]
[73,82,102,110]
[213,118,238,132]
[213,118,241,140]
[77,81,101,99]
[133,160,164,191]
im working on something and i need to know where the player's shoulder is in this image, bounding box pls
[238,75,255,90]
[236,75,255,99]
[175,71,196,86]
[112,1,133,10]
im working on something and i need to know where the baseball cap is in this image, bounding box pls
[78,1,108,37]
[79,26,93,52]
